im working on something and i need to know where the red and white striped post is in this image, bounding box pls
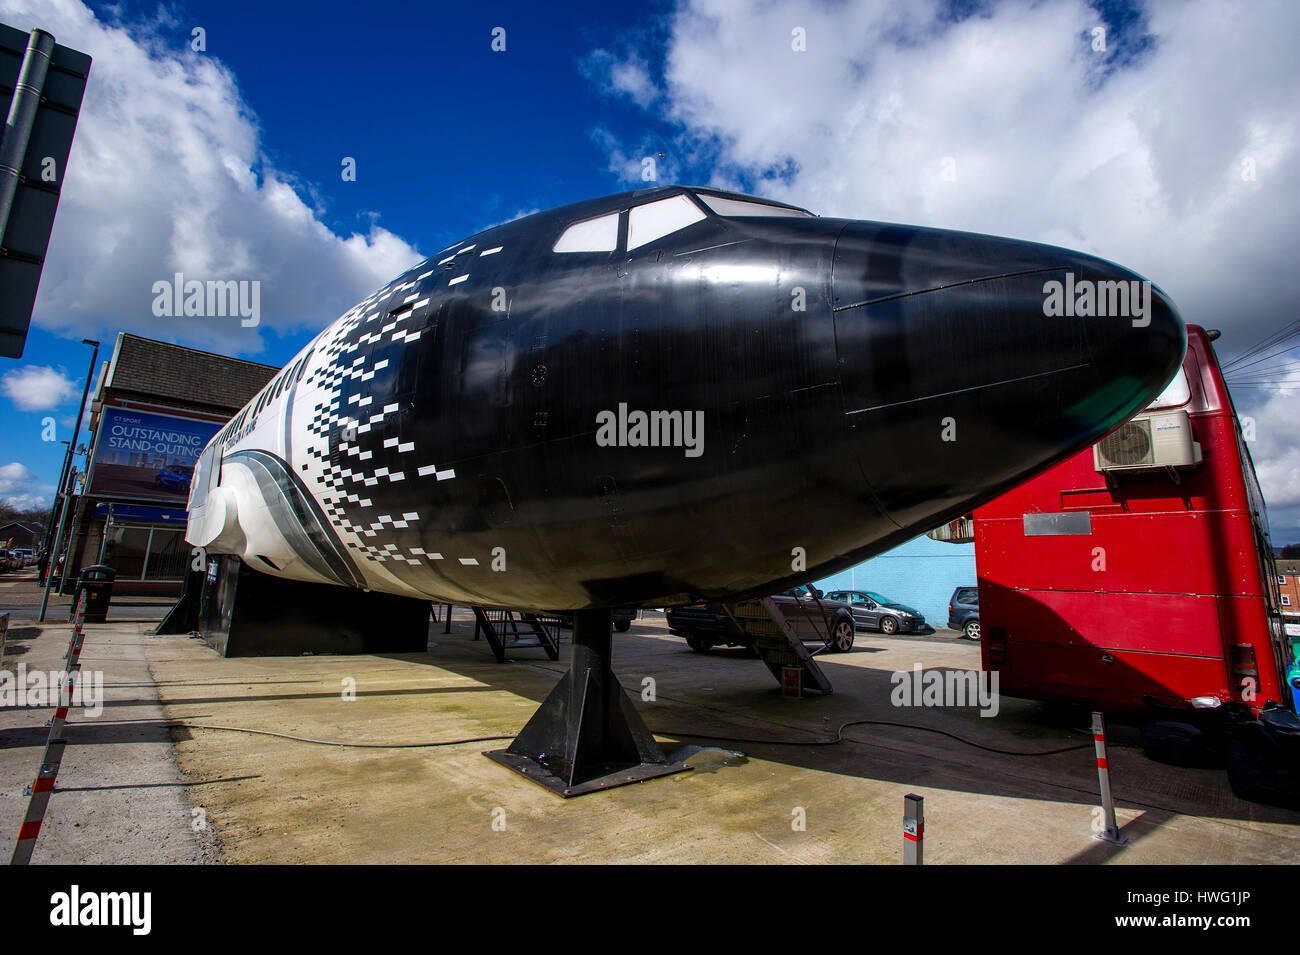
[11,590,88,865]
[1091,710,1127,845]
[903,793,924,864]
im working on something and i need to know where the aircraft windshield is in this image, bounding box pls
[1146,368,1191,410]
[694,194,814,218]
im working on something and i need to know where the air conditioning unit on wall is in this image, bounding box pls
[1094,410,1203,472]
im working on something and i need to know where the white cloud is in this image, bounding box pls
[587,0,1300,538]
[0,0,424,355]
[0,462,50,510]
[590,128,681,185]
[0,492,49,512]
[583,49,660,108]
[1242,373,1300,539]
[1,365,78,410]
[588,0,1300,346]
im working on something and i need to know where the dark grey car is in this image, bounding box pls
[947,586,979,639]
[769,587,856,650]
[825,590,927,635]
[667,586,856,653]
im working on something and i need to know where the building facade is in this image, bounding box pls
[815,533,977,630]
[1277,559,1300,634]
[60,334,277,596]
[0,520,43,550]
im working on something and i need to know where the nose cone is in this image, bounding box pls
[831,221,1185,530]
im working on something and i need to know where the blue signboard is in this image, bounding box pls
[92,502,190,525]
[86,407,221,505]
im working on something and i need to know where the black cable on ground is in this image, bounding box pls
[100,719,517,749]
[655,718,1094,757]
[103,715,1098,758]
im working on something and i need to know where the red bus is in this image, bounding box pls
[974,325,1294,716]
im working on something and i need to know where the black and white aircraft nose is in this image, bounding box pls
[831,221,1186,530]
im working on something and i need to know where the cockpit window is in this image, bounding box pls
[1146,368,1191,410]
[627,194,707,250]
[553,212,619,252]
[695,194,813,218]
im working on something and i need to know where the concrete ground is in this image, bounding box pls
[2,602,1297,864]
[0,616,219,863]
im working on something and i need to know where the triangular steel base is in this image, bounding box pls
[485,608,691,797]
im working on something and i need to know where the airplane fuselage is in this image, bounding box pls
[186,185,1185,610]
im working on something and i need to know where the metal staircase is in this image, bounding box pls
[472,607,562,663]
[723,597,833,694]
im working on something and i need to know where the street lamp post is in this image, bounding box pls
[38,466,78,622]
[37,338,98,622]
[40,439,72,561]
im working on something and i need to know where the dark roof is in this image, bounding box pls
[108,334,279,415]
[1276,559,1300,575]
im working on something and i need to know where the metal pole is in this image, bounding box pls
[40,440,72,561]
[0,29,55,243]
[37,467,77,622]
[96,504,111,564]
[141,525,154,580]
[904,793,924,864]
[53,340,98,599]
[1091,711,1127,845]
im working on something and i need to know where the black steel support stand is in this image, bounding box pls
[485,608,690,796]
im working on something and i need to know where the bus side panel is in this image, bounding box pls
[1218,593,1286,704]
[976,511,1260,600]
[1000,642,1230,710]
[979,580,1231,708]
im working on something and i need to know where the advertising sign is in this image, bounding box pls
[86,408,220,505]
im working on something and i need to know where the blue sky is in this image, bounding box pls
[2,0,1299,541]
[4,0,692,509]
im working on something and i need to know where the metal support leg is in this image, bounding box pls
[485,608,690,796]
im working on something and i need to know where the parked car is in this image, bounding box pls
[0,549,11,572]
[667,586,856,653]
[155,464,194,491]
[948,586,980,639]
[13,548,33,566]
[665,602,743,652]
[824,589,927,634]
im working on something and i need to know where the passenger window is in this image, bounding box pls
[553,213,619,253]
[627,194,706,250]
